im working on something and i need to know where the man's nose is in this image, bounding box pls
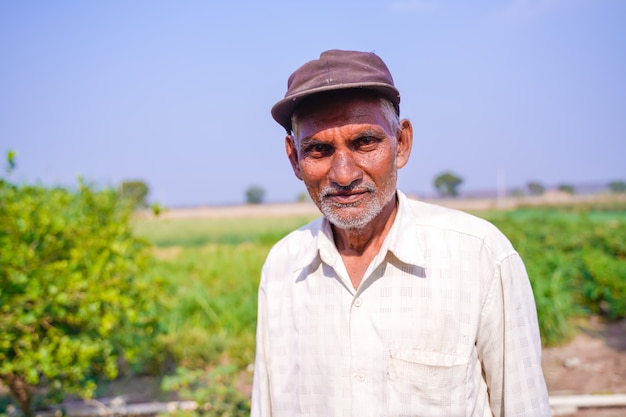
[328,150,362,187]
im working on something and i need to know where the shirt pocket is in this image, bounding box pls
[386,349,468,416]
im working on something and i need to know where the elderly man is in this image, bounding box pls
[251,49,551,417]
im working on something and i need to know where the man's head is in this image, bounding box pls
[271,49,401,134]
[272,50,413,230]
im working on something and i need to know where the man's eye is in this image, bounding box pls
[305,143,332,156]
[355,136,379,148]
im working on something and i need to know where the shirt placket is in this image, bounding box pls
[347,253,388,417]
[349,292,373,417]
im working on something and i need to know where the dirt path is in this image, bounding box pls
[542,317,626,416]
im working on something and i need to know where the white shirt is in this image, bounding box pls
[251,191,551,417]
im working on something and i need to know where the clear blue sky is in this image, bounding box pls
[2,0,625,207]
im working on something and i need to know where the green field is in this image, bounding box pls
[133,215,318,362]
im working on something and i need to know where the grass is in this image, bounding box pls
[479,207,626,345]
[133,215,318,247]
[152,243,264,367]
[133,215,318,369]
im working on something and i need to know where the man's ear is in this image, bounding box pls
[285,135,303,180]
[396,119,413,169]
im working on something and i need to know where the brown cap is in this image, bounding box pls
[271,49,401,132]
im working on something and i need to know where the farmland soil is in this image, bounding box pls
[542,316,626,416]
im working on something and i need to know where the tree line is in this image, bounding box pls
[244,174,626,204]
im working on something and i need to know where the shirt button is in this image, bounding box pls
[354,298,362,307]
[354,373,366,383]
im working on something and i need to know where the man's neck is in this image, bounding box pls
[332,197,398,289]
[332,201,397,253]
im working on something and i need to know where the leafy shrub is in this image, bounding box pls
[162,365,251,417]
[0,177,162,416]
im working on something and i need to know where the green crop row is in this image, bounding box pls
[483,208,626,345]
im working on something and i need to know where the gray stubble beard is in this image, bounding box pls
[316,171,397,230]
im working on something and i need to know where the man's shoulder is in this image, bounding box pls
[264,216,324,263]
[402,196,514,251]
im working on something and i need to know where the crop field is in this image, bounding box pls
[132,215,319,366]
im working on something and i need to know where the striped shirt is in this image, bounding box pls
[251,190,551,416]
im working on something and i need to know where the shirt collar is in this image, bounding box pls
[292,190,425,273]
[384,190,425,268]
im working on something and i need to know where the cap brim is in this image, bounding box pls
[271,83,400,132]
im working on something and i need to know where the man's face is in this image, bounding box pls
[286,94,412,230]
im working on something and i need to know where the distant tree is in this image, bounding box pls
[296,192,311,203]
[511,188,525,197]
[557,184,575,194]
[608,180,626,193]
[246,185,265,204]
[527,181,545,196]
[119,180,149,208]
[433,171,463,197]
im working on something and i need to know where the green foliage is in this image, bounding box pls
[433,171,463,197]
[557,184,575,194]
[245,185,265,204]
[153,244,263,368]
[6,150,16,174]
[162,365,251,417]
[0,177,162,416]
[296,191,311,203]
[119,180,150,208]
[151,202,165,217]
[609,180,626,193]
[526,181,545,196]
[134,216,317,248]
[484,209,626,345]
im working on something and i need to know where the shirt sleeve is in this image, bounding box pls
[251,266,271,417]
[477,252,552,417]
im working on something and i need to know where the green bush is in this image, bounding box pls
[162,365,251,417]
[0,177,162,416]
